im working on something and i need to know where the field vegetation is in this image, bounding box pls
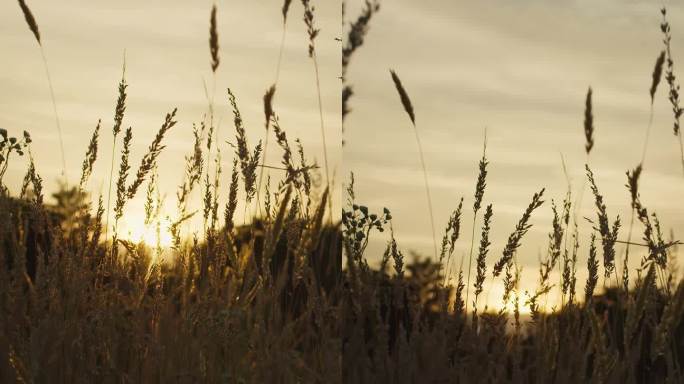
[2,1,684,383]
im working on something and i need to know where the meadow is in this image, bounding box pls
[1,0,684,383]
[2,1,340,382]
[342,3,684,383]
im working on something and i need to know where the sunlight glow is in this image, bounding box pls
[120,218,173,249]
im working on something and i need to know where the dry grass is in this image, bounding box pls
[4,1,684,383]
[584,87,594,154]
[209,4,219,73]
[2,2,340,382]
[16,0,66,180]
[661,7,684,175]
[389,69,437,261]
[342,0,380,123]
[342,5,684,384]
[301,0,332,223]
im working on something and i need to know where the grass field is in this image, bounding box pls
[1,1,684,383]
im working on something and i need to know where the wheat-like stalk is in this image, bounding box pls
[256,85,277,217]
[650,51,666,104]
[572,86,596,252]
[17,0,39,44]
[111,126,133,263]
[17,0,67,181]
[585,233,599,304]
[641,51,665,165]
[79,120,101,190]
[144,165,157,227]
[227,88,261,206]
[389,69,437,259]
[586,165,621,285]
[661,7,684,175]
[389,70,415,124]
[472,203,492,325]
[276,0,292,84]
[623,164,643,291]
[113,127,132,225]
[253,1,293,220]
[209,4,219,73]
[126,108,177,200]
[584,87,594,154]
[441,197,463,283]
[493,188,545,278]
[105,59,127,245]
[342,0,380,123]
[465,135,488,315]
[389,224,404,278]
[301,0,332,223]
[224,159,239,233]
[567,227,579,305]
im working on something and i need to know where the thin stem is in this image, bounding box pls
[574,152,592,226]
[105,137,117,245]
[256,22,288,219]
[641,104,655,165]
[678,131,684,176]
[559,153,572,309]
[311,51,333,224]
[410,121,438,260]
[444,248,455,286]
[259,163,319,172]
[105,52,126,246]
[255,136,270,217]
[483,272,494,314]
[625,103,656,291]
[464,215,477,315]
[558,240,567,308]
[615,239,681,247]
[275,22,287,85]
[39,45,66,182]
[205,75,217,231]
[623,209,636,290]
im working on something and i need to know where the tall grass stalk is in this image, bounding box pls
[624,165,642,291]
[342,0,380,124]
[625,51,667,290]
[641,50,666,165]
[256,86,277,218]
[389,69,438,259]
[472,203,492,325]
[17,0,67,181]
[38,47,66,181]
[254,2,291,218]
[661,7,684,175]
[571,87,594,285]
[301,0,332,223]
[105,57,127,245]
[465,131,488,315]
[574,86,594,206]
[205,4,219,230]
[276,0,292,85]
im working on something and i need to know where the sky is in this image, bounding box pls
[1,0,341,244]
[343,0,684,310]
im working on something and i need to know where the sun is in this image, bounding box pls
[120,218,173,249]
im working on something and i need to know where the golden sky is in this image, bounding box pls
[344,0,684,307]
[1,0,341,242]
